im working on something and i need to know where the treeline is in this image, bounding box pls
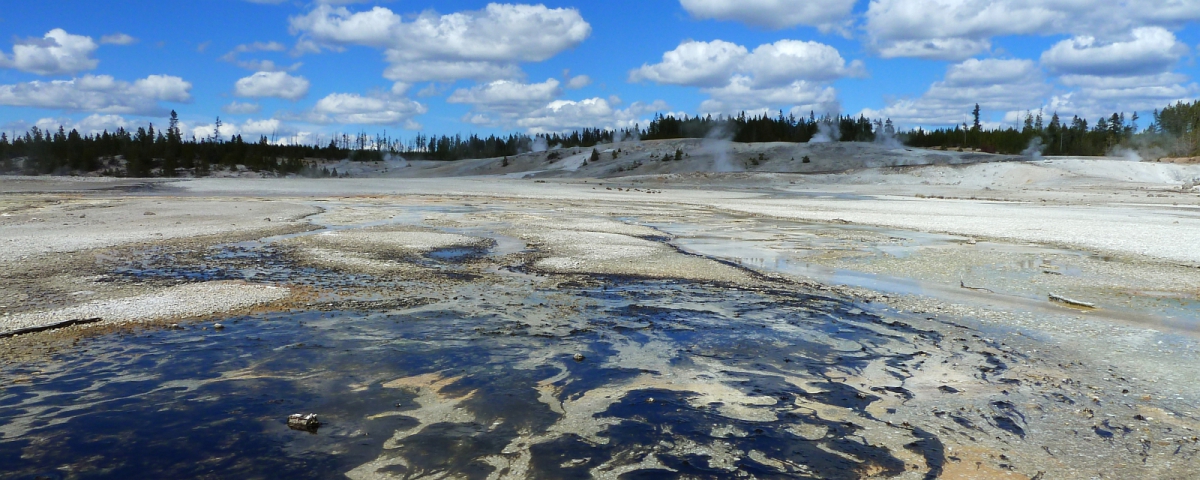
[903,101,1200,157]
[5,101,1199,177]
[1,112,327,176]
[389,128,621,161]
[903,107,1140,156]
[1146,100,1200,157]
[0,111,631,176]
[641,111,881,143]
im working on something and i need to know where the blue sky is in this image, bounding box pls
[1,0,1198,144]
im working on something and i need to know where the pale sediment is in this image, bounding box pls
[523,229,751,283]
[1,281,291,334]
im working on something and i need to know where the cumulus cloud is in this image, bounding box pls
[515,98,669,134]
[1041,27,1187,77]
[383,59,523,83]
[220,41,301,71]
[629,40,748,88]
[28,113,132,135]
[0,74,192,115]
[222,41,287,59]
[289,3,591,82]
[305,91,428,126]
[188,121,242,142]
[872,38,993,61]
[631,39,862,115]
[187,117,310,143]
[223,101,262,115]
[1039,74,1198,122]
[860,58,1051,127]
[447,76,665,133]
[1028,27,1194,121]
[700,77,840,116]
[449,78,575,129]
[240,118,291,137]
[742,40,866,86]
[680,0,855,30]
[0,29,99,76]
[566,75,591,89]
[234,71,311,100]
[864,0,1200,61]
[100,33,137,46]
[631,39,863,88]
[448,78,562,114]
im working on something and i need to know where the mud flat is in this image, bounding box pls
[1,164,1199,478]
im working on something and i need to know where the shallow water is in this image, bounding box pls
[653,216,1200,333]
[1,277,955,479]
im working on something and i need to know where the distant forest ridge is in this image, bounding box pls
[2,100,1198,177]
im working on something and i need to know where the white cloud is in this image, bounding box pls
[944,57,1040,86]
[860,58,1051,127]
[1041,27,1187,77]
[29,113,131,135]
[447,77,667,133]
[223,101,262,115]
[699,76,840,115]
[629,40,748,88]
[566,75,591,89]
[864,0,1200,61]
[516,98,668,134]
[100,33,137,46]
[235,59,303,72]
[289,3,591,82]
[234,71,311,100]
[307,91,428,126]
[76,114,131,133]
[220,41,301,71]
[241,118,292,137]
[448,78,562,113]
[680,0,855,30]
[631,39,863,88]
[221,41,287,60]
[448,78,566,128]
[383,59,523,83]
[632,39,861,116]
[873,38,993,61]
[1039,74,1198,122]
[0,29,99,76]
[188,121,241,142]
[742,40,866,87]
[0,74,192,115]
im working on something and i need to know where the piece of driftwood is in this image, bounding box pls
[0,317,103,339]
[959,279,996,294]
[1049,293,1096,309]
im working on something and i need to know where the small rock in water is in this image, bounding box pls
[288,413,321,432]
[213,323,225,330]
[170,324,183,330]
[573,353,586,362]
[144,211,156,216]
[966,238,977,245]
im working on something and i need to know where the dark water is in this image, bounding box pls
[0,278,950,479]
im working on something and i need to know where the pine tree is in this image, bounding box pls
[211,117,223,143]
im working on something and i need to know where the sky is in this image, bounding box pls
[1,0,1199,145]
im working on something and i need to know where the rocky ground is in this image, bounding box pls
[1,149,1199,479]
